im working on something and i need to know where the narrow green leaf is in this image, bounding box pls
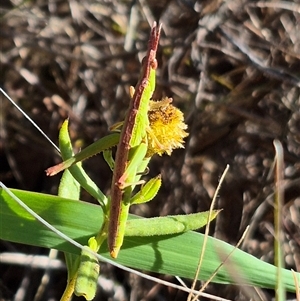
[0,188,298,292]
[59,169,81,281]
[125,211,220,236]
[57,119,116,206]
[130,175,162,205]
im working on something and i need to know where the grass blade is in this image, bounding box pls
[1,188,298,292]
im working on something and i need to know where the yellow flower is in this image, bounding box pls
[146,97,188,157]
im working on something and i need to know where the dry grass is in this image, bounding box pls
[1,0,300,300]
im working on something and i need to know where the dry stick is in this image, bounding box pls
[108,23,162,258]
[188,165,229,301]
[273,140,285,301]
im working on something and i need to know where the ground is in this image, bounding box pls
[1,0,300,300]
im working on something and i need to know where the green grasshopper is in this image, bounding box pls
[108,23,161,258]
[46,23,163,259]
[46,23,210,263]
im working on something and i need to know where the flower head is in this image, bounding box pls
[146,97,188,157]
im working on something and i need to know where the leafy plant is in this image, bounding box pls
[1,22,299,301]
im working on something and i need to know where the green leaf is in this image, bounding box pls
[59,169,81,281]
[0,188,298,292]
[125,211,220,236]
[57,119,117,206]
[130,175,162,205]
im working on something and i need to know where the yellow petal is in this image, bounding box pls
[146,98,188,157]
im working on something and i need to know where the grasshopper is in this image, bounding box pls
[46,23,194,261]
[46,23,163,259]
[108,23,162,258]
